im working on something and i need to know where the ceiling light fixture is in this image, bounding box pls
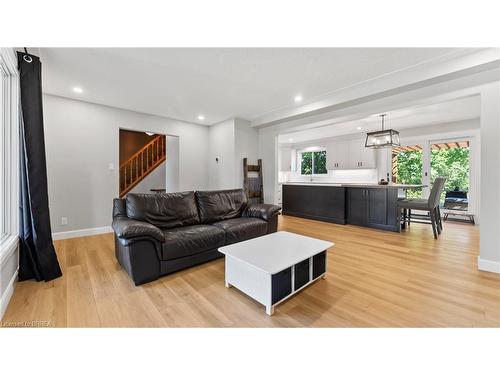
[197,115,205,121]
[288,138,294,142]
[72,86,83,93]
[356,126,362,130]
[365,114,400,149]
[145,132,154,136]
[294,95,303,103]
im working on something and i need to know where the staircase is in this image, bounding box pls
[120,134,166,197]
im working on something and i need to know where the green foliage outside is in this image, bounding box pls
[430,147,470,203]
[301,152,312,175]
[314,151,327,174]
[394,150,423,198]
[394,147,470,201]
[301,151,327,175]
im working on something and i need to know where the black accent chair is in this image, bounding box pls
[112,189,281,285]
[398,177,446,239]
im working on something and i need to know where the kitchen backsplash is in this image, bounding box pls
[279,169,378,184]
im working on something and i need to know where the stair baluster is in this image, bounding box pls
[119,134,166,198]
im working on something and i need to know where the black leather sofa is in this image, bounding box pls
[112,189,281,285]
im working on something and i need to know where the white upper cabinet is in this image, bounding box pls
[279,146,293,171]
[326,142,349,169]
[325,138,376,170]
[348,138,376,169]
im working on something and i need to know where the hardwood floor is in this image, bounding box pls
[2,215,499,327]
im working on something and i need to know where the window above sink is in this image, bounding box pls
[299,148,327,175]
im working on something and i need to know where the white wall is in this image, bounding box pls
[208,119,235,190]
[129,160,166,194]
[43,94,209,233]
[235,118,259,188]
[166,135,180,192]
[478,82,500,272]
[259,126,279,203]
[208,118,258,190]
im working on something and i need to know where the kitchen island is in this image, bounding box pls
[281,182,426,232]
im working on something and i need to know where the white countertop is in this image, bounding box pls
[280,182,427,189]
[280,182,343,187]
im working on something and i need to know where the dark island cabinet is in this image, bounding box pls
[347,188,400,232]
[282,184,346,224]
[345,188,367,225]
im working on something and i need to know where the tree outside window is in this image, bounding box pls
[301,150,327,175]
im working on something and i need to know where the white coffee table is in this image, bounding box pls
[218,231,334,315]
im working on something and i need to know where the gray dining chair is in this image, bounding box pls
[398,177,446,239]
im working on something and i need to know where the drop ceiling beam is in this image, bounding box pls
[252,49,499,129]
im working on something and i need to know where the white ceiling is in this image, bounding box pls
[278,95,480,145]
[39,48,468,125]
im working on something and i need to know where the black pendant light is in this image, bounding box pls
[365,114,400,148]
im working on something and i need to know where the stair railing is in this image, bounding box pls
[119,134,166,197]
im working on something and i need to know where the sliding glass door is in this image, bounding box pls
[390,137,474,216]
[429,139,471,211]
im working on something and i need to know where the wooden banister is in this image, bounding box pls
[119,135,166,197]
[119,135,162,170]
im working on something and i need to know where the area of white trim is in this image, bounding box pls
[52,226,113,240]
[0,48,20,241]
[0,269,17,320]
[477,256,500,274]
[0,235,18,265]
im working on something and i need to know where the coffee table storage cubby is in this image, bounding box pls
[219,231,333,315]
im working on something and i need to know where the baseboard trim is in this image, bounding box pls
[1,269,18,320]
[52,226,113,240]
[477,256,500,274]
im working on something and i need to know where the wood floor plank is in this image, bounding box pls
[66,264,101,327]
[2,215,499,327]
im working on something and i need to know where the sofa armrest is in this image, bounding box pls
[112,217,165,242]
[243,203,281,221]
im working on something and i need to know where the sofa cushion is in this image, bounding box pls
[212,217,267,245]
[195,189,247,223]
[126,191,200,229]
[161,225,225,260]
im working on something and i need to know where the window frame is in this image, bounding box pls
[0,48,20,254]
[298,148,327,176]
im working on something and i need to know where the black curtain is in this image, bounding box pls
[17,51,62,282]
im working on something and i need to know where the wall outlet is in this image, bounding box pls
[61,217,68,225]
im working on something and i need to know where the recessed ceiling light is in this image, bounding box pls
[72,86,83,93]
[288,138,294,142]
[294,95,303,103]
[356,126,362,130]
[145,131,154,136]
[197,115,205,121]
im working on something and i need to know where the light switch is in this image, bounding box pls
[108,163,115,171]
